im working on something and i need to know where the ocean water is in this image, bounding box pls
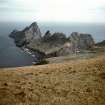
[38,22,105,42]
[0,22,35,68]
[0,22,105,67]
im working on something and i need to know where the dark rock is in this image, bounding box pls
[95,40,105,46]
[48,32,67,43]
[9,30,26,47]
[9,29,18,38]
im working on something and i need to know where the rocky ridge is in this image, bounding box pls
[9,22,95,60]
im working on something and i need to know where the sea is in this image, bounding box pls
[0,21,105,68]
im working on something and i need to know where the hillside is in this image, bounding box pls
[0,56,105,105]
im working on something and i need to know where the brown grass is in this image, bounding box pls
[0,56,105,105]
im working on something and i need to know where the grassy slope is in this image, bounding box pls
[0,56,105,105]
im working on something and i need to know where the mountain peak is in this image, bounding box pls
[9,22,42,47]
[30,22,38,28]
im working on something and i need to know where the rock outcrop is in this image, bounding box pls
[46,42,74,57]
[56,42,74,56]
[69,32,95,50]
[43,30,51,41]
[9,22,42,47]
[46,32,95,57]
[28,31,68,53]
[9,23,95,59]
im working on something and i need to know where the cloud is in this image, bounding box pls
[0,0,105,22]
[0,0,39,21]
[0,0,38,12]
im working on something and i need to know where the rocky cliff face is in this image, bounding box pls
[9,23,95,58]
[43,30,51,41]
[24,22,42,41]
[9,22,42,47]
[46,32,95,57]
[69,32,95,50]
[28,31,68,53]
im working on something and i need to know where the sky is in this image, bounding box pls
[0,0,105,23]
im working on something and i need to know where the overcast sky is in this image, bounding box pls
[0,0,105,23]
